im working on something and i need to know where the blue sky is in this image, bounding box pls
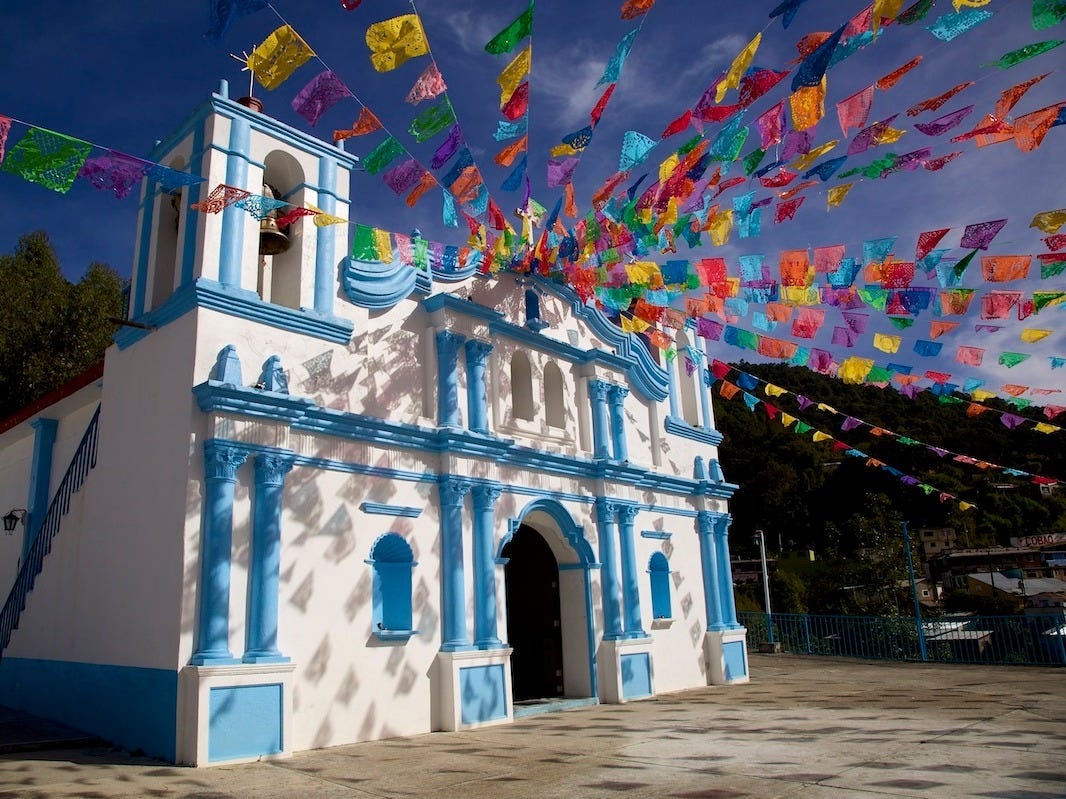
[0,0,1063,398]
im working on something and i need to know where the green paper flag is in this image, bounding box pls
[743,147,767,176]
[952,248,979,279]
[1032,0,1066,30]
[363,136,405,175]
[352,224,379,260]
[984,39,1064,68]
[999,352,1031,368]
[888,317,915,330]
[409,99,456,143]
[485,2,534,55]
[1,127,92,194]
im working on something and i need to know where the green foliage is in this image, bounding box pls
[716,361,1066,613]
[0,231,124,418]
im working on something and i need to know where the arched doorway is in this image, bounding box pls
[503,524,564,701]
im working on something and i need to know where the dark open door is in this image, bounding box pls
[503,524,564,701]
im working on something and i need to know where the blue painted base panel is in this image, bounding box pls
[513,696,597,719]
[209,683,283,762]
[0,657,177,761]
[723,640,748,681]
[620,652,652,700]
[459,664,508,725]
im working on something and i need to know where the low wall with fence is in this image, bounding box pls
[738,610,1066,666]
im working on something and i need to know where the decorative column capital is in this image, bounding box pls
[712,513,732,539]
[588,378,611,403]
[436,329,466,355]
[464,338,493,365]
[439,476,473,507]
[607,384,629,406]
[472,483,503,510]
[617,504,639,525]
[253,451,296,486]
[595,496,620,524]
[696,510,715,536]
[204,441,248,482]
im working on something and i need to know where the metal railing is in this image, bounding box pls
[0,405,101,656]
[739,610,1066,666]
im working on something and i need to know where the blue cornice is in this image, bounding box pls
[641,530,672,540]
[149,93,360,171]
[664,415,724,446]
[116,279,354,350]
[423,292,505,324]
[359,502,422,518]
[190,382,719,500]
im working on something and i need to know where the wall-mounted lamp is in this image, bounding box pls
[3,509,27,534]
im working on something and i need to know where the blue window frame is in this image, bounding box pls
[368,533,417,641]
[649,552,672,620]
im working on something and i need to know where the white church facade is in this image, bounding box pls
[0,83,747,766]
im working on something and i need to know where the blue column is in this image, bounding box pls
[244,451,295,663]
[698,337,713,429]
[713,514,740,628]
[666,347,680,418]
[439,477,473,651]
[588,379,611,459]
[436,330,466,428]
[21,418,57,565]
[472,484,503,649]
[697,511,725,631]
[607,384,629,462]
[617,504,645,638]
[191,442,247,665]
[595,498,624,640]
[314,154,338,315]
[218,116,251,288]
[464,340,493,434]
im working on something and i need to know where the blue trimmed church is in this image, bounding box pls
[0,83,747,766]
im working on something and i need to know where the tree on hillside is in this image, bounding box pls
[0,231,124,418]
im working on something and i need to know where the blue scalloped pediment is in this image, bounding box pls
[341,255,431,309]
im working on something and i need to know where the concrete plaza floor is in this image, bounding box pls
[1,654,1063,798]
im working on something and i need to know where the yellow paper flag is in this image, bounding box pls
[716,33,762,103]
[658,153,679,186]
[839,356,874,384]
[790,77,826,131]
[1021,328,1052,343]
[791,139,838,172]
[497,46,532,106]
[953,0,991,9]
[971,389,996,401]
[764,384,787,397]
[248,25,316,90]
[366,14,429,73]
[1034,422,1058,434]
[827,182,854,209]
[812,431,832,443]
[780,413,796,428]
[873,333,901,353]
[709,209,733,246]
[1029,208,1066,234]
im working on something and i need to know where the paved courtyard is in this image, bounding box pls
[1,654,1063,798]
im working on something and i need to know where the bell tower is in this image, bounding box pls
[123,80,359,344]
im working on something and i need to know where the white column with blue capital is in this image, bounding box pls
[244,451,295,663]
[607,385,629,462]
[439,477,473,651]
[697,511,725,631]
[191,442,247,665]
[617,504,645,638]
[588,379,611,459]
[472,484,503,648]
[595,498,624,640]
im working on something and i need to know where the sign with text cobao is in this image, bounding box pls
[1011,533,1066,548]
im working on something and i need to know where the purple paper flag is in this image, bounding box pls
[292,71,352,126]
[382,158,423,195]
[78,150,151,199]
[960,218,1007,249]
[547,157,580,188]
[914,105,974,136]
[431,125,464,169]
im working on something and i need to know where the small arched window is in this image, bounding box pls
[543,361,566,430]
[675,329,700,426]
[510,351,535,421]
[368,533,416,640]
[260,150,306,310]
[649,552,671,620]
[149,156,185,311]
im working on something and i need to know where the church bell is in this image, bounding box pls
[259,183,291,256]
